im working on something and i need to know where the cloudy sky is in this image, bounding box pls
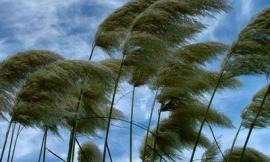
[0,0,270,162]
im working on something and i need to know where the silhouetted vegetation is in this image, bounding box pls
[0,1,270,162]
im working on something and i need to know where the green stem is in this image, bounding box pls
[42,129,48,162]
[0,119,13,162]
[142,90,158,162]
[71,90,84,162]
[102,55,125,162]
[71,133,76,162]
[152,109,162,162]
[67,89,83,162]
[47,148,66,162]
[38,131,46,162]
[67,40,96,162]
[146,145,165,162]
[226,123,242,162]
[239,85,270,162]
[79,116,150,134]
[206,121,226,161]
[107,144,113,162]
[75,138,88,161]
[7,123,16,162]
[129,86,136,162]
[10,125,22,162]
[189,69,226,162]
[88,42,96,61]
[189,53,232,162]
[66,41,96,162]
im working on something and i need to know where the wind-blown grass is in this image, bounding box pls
[140,41,240,161]
[242,86,270,128]
[78,142,102,162]
[223,147,270,162]
[222,8,270,161]
[140,101,233,161]
[202,141,220,162]
[0,50,63,113]
[12,60,122,134]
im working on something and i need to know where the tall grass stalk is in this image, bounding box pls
[67,43,97,162]
[67,89,83,162]
[107,144,113,162]
[152,109,162,162]
[6,123,16,162]
[42,128,48,162]
[239,85,270,161]
[189,53,232,162]
[10,125,22,162]
[0,119,13,162]
[206,121,226,160]
[102,55,125,162]
[71,104,83,162]
[142,90,158,162]
[38,131,46,162]
[226,123,242,162]
[129,86,136,162]
[88,42,96,61]
[47,148,66,162]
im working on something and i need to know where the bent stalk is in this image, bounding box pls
[67,89,83,162]
[206,121,226,161]
[11,125,22,162]
[190,70,225,161]
[152,109,162,162]
[88,42,96,61]
[47,148,66,162]
[226,123,242,162]
[0,119,13,162]
[189,53,232,162]
[102,55,125,162]
[42,128,48,162]
[107,144,113,162]
[7,123,16,162]
[38,131,46,162]
[130,86,136,162]
[66,41,97,162]
[142,90,159,162]
[239,85,270,162]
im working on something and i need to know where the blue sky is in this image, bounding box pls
[0,0,270,162]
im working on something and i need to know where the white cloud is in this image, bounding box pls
[92,0,127,8]
[194,14,225,42]
[240,0,252,18]
[0,0,110,59]
[0,0,270,162]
